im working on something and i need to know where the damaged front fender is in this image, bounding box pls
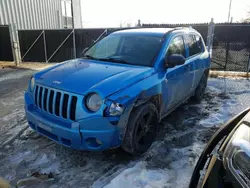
[106,71,165,140]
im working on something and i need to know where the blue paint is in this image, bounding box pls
[25,28,210,151]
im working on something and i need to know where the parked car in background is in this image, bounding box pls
[24,28,210,155]
[190,108,250,188]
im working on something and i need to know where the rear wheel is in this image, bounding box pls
[192,73,208,102]
[122,102,159,155]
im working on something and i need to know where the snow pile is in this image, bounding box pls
[100,143,204,188]
[198,78,249,128]
[198,87,239,128]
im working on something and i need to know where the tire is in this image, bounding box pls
[122,102,159,155]
[193,73,208,102]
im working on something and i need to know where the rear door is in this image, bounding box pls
[184,34,205,92]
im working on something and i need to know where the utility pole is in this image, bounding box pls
[227,0,232,22]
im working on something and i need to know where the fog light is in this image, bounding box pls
[96,138,102,145]
[86,137,102,148]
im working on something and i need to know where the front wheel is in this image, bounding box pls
[122,102,159,155]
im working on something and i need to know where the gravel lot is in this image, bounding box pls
[0,67,250,188]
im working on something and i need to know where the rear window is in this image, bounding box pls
[186,34,203,57]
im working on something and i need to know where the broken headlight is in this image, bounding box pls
[223,123,250,187]
[109,102,124,116]
[104,101,124,116]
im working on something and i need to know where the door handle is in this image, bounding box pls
[184,64,191,71]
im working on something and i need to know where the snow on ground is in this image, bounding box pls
[0,69,34,82]
[102,143,205,188]
[0,68,250,188]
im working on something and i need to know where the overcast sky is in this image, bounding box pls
[80,0,250,28]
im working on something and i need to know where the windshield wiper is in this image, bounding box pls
[82,55,97,60]
[82,56,132,65]
[98,58,131,65]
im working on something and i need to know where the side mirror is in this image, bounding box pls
[165,54,185,68]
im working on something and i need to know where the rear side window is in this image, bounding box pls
[186,34,203,57]
[195,35,204,51]
[166,36,185,57]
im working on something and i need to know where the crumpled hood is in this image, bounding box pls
[35,59,154,97]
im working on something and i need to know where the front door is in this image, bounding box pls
[162,35,193,114]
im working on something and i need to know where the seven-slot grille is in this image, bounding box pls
[34,85,78,121]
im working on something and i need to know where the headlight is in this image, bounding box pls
[223,123,250,187]
[85,93,102,112]
[30,77,35,92]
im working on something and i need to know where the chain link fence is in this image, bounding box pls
[18,29,106,62]
[143,23,250,72]
[212,24,250,72]
[2,23,250,73]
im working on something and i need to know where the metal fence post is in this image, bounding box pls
[225,36,230,71]
[72,29,76,58]
[247,54,250,74]
[43,30,48,62]
[9,24,22,65]
[206,18,214,55]
[8,24,16,64]
[137,20,141,27]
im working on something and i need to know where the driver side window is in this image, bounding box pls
[166,36,186,57]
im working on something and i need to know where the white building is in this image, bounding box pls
[0,0,83,29]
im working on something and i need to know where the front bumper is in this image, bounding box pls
[24,91,121,151]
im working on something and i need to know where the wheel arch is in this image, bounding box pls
[134,93,162,122]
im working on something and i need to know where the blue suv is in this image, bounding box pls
[25,28,210,155]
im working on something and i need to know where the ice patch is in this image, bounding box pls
[9,151,32,165]
[0,94,24,107]
[33,154,50,166]
[199,86,239,128]
[101,143,204,188]
[30,153,60,174]
[0,108,24,122]
[199,111,229,128]
[103,162,170,188]
[0,70,34,82]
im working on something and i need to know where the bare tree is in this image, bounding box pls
[241,10,250,23]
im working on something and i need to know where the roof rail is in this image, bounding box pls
[172,26,197,32]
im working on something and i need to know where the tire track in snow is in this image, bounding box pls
[0,123,29,148]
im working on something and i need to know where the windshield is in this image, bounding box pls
[83,34,163,67]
